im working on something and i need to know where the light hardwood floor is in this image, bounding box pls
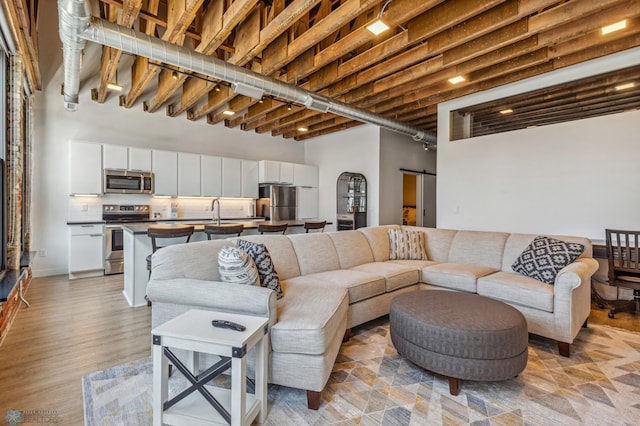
[0,274,151,425]
[0,274,638,424]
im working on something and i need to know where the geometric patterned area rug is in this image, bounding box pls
[83,319,640,425]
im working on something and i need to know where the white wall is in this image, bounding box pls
[437,48,640,240]
[378,129,436,225]
[304,125,380,230]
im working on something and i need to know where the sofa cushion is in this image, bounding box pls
[234,235,301,280]
[288,233,341,275]
[402,227,458,263]
[217,246,260,286]
[305,269,386,303]
[422,262,497,293]
[357,225,401,262]
[271,280,348,356]
[388,228,428,260]
[351,261,419,292]
[327,231,375,269]
[478,271,554,313]
[387,259,439,282]
[151,240,233,281]
[511,236,585,285]
[236,239,283,299]
[448,231,509,270]
[502,234,592,272]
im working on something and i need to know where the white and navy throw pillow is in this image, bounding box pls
[218,246,260,286]
[512,236,585,285]
[388,229,428,260]
[236,239,283,299]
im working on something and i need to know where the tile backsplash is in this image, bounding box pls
[68,194,256,222]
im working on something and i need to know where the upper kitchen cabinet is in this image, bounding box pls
[201,155,222,197]
[128,147,152,171]
[241,160,259,198]
[69,141,102,195]
[258,160,294,185]
[102,144,128,170]
[178,153,201,197]
[152,150,178,196]
[221,157,242,197]
[294,164,319,187]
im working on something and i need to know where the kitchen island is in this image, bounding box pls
[122,219,330,307]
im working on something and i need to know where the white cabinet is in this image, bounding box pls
[280,162,294,184]
[69,141,102,195]
[297,187,319,219]
[103,144,128,170]
[241,160,259,198]
[222,158,242,197]
[201,155,223,197]
[152,150,178,196]
[294,164,319,187]
[258,160,294,184]
[128,147,152,171]
[178,153,201,196]
[69,224,104,273]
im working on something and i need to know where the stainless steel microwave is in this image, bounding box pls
[104,169,154,194]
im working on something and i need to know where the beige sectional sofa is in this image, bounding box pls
[146,225,598,409]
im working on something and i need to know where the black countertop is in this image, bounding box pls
[121,219,331,235]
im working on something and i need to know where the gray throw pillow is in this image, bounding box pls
[236,239,283,299]
[512,236,585,284]
[218,246,260,286]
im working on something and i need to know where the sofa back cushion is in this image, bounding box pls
[357,225,401,262]
[501,233,593,272]
[402,226,457,263]
[233,235,301,280]
[151,239,233,281]
[327,230,375,269]
[448,230,509,270]
[288,233,341,275]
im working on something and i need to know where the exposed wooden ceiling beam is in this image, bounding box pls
[2,0,41,90]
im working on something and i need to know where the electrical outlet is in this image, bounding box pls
[39,249,47,257]
[81,204,89,211]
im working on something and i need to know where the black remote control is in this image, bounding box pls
[211,320,246,331]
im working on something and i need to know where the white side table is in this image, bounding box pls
[152,309,269,426]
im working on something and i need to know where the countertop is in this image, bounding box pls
[121,219,331,235]
[66,217,266,226]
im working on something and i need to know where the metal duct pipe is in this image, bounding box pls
[57,1,437,144]
[58,0,91,111]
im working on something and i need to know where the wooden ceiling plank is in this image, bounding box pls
[171,0,318,118]
[188,86,231,120]
[123,0,204,108]
[96,0,144,104]
[528,0,628,33]
[2,0,42,90]
[293,121,362,141]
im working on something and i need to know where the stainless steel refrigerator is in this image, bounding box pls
[257,185,297,220]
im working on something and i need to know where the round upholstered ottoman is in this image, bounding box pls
[390,290,528,395]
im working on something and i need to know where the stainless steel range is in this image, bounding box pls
[103,204,150,275]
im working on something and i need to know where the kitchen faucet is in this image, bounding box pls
[211,198,221,225]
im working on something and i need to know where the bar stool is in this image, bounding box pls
[146,224,195,305]
[304,221,326,233]
[204,223,244,239]
[258,223,288,234]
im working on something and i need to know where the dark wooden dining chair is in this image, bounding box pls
[304,221,326,233]
[146,224,195,305]
[258,223,288,234]
[605,229,640,318]
[204,224,244,239]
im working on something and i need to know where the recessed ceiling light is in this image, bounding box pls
[448,76,465,84]
[601,19,626,35]
[500,108,513,114]
[222,110,235,116]
[615,82,635,91]
[298,127,308,132]
[106,82,123,91]
[366,19,390,35]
